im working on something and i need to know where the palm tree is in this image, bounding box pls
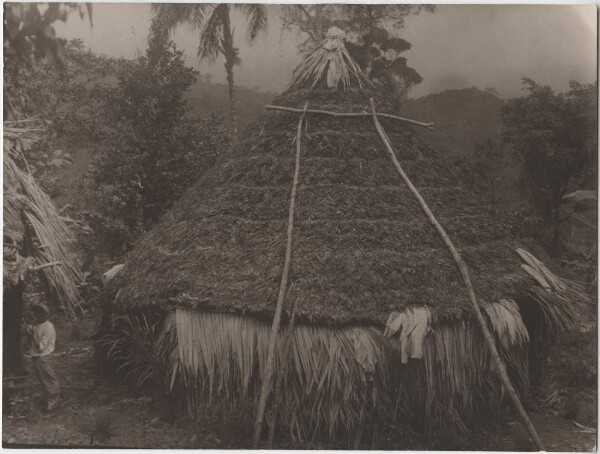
[152,4,268,139]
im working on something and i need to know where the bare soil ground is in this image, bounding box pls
[3,313,596,450]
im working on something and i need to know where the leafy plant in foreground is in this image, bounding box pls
[100,313,176,393]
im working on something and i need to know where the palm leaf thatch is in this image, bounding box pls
[516,248,591,334]
[105,31,591,443]
[123,305,528,440]
[484,299,529,349]
[4,119,82,315]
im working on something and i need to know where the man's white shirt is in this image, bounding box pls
[31,320,56,357]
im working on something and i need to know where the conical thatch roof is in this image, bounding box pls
[112,26,591,331]
[114,83,537,326]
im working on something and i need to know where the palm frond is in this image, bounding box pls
[236,4,268,43]
[151,3,207,32]
[198,6,224,63]
[3,120,82,315]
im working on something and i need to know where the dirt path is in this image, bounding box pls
[4,347,595,450]
[2,315,221,449]
[2,349,236,448]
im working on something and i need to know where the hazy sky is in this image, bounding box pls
[55,3,597,99]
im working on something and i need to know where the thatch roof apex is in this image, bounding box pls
[287,27,370,93]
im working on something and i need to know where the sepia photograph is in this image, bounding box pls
[2,2,598,450]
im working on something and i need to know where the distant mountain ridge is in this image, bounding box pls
[185,76,277,131]
[52,86,504,198]
[185,83,505,150]
[401,87,505,155]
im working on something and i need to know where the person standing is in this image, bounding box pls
[27,303,60,411]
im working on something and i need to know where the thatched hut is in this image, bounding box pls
[102,30,589,445]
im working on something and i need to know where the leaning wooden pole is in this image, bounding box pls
[267,294,298,448]
[368,98,545,451]
[253,103,308,448]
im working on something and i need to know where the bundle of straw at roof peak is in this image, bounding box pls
[287,27,369,92]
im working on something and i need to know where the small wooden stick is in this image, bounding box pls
[33,261,62,271]
[253,103,308,448]
[265,104,435,131]
[58,204,72,214]
[369,97,545,451]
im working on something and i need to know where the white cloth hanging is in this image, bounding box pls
[384,307,431,363]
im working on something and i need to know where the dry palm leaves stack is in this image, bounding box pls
[103,28,591,446]
[287,27,369,92]
[517,248,591,333]
[4,119,82,315]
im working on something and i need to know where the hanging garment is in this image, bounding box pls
[384,307,431,363]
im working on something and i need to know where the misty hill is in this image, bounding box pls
[401,87,505,155]
[185,76,277,130]
[185,83,506,150]
[51,85,505,197]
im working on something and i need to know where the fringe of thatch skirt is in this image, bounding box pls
[168,307,529,442]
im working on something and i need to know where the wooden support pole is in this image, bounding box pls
[265,104,436,131]
[369,97,545,451]
[253,103,308,448]
[267,295,298,448]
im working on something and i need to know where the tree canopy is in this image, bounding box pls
[281,5,434,108]
[502,78,597,252]
[152,3,267,137]
[91,37,229,256]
